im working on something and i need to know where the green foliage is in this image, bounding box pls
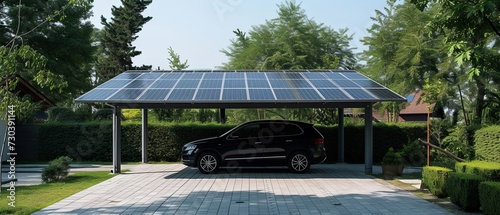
[474,126,500,162]
[74,103,93,121]
[122,109,142,121]
[441,124,480,160]
[221,1,355,70]
[455,161,500,181]
[96,0,153,83]
[446,172,485,212]
[41,156,73,183]
[33,122,426,163]
[479,181,500,215]
[422,166,453,197]
[381,147,402,165]
[400,140,425,166]
[47,107,79,122]
[92,108,113,121]
[167,46,189,70]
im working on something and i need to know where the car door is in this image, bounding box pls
[260,122,303,160]
[219,123,263,163]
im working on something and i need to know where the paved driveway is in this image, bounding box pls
[33,164,450,215]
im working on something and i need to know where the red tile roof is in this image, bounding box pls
[399,90,434,114]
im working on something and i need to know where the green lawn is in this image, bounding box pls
[0,171,115,215]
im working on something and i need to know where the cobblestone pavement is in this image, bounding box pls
[33,164,450,215]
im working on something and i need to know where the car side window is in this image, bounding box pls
[276,123,303,136]
[231,124,260,139]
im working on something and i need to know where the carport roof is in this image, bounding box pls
[75,70,406,108]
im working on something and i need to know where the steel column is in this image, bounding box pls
[219,108,226,124]
[364,104,373,174]
[112,106,121,174]
[338,108,345,163]
[142,109,148,163]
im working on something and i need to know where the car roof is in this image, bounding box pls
[241,120,313,126]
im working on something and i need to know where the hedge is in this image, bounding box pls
[455,161,500,181]
[422,166,453,198]
[474,126,500,162]
[32,122,426,162]
[446,172,486,212]
[479,181,500,215]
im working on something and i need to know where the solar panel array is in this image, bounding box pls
[75,70,405,104]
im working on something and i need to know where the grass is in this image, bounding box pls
[0,171,115,215]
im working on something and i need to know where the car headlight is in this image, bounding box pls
[185,144,197,151]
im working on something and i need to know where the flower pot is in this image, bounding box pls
[382,164,404,177]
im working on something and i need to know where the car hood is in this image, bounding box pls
[187,137,219,145]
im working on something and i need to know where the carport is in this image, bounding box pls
[75,70,405,174]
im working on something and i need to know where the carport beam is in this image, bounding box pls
[338,108,345,163]
[113,106,122,174]
[142,109,148,163]
[364,104,373,174]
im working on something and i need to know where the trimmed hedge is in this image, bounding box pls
[422,166,453,198]
[479,181,500,215]
[33,122,426,162]
[475,126,500,162]
[455,161,500,181]
[446,172,486,212]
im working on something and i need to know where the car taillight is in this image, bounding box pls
[313,137,324,145]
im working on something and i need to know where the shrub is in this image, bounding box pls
[32,122,426,163]
[446,172,485,212]
[41,156,73,183]
[92,109,113,121]
[455,161,500,181]
[400,140,425,166]
[422,166,453,198]
[381,147,402,165]
[474,126,500,162]
[479,181,500,215]
[47,107,79,122]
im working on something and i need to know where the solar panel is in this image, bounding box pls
[75,70,406,104]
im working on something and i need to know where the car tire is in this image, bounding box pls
[287,151,311,173]
[197,152,220,174]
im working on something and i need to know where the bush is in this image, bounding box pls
[400,140,425,166]
[455,161,500,181]
[92,109,114,121]
[479,181,500,215]
[474,126,500,162]
[33,122,426,163]
[381,147,402,165]
[47,107,79,122]
[422,166,453,198]
[446,172,485,212]
[41,156,73,183]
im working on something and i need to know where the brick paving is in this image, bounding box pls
[33,164,450,215]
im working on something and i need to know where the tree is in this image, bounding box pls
[1,0,95,103]
[221,1,356,70]
[410,0,500,124]
[96,0,152,83]
[167,46,189,70]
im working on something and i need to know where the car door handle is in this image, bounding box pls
[286,140,292,143]
[255,141,262,144]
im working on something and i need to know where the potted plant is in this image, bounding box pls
[381,147,404,178]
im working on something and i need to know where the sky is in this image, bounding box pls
[90,0,392,70]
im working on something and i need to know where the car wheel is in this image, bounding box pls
[197,152,220,174]
[287,151,311,173]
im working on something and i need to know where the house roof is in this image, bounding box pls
[0,74,55,109]
[399,90,434,114]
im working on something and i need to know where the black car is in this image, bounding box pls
[182,120,326,174]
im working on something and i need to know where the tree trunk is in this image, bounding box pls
[474,77,485,124]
